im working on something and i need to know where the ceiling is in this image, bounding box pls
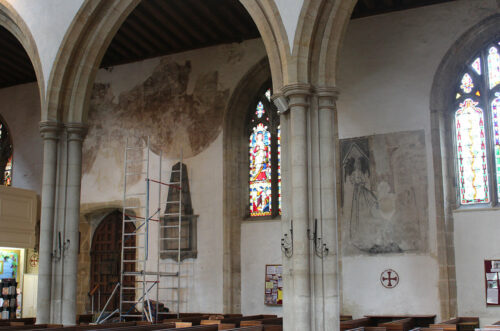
[0,26,36,88]
[0,0,456,88]
[351,0,455,19]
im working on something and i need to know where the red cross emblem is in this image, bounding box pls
[29,254,39,268]
[380,269,399,288]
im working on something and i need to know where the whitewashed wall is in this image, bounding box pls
[0,82,42,194]
[337,0,499,322]
[80,39,268,313]
[241,220,282,315]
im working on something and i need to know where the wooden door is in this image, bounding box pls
[90,211,135,311]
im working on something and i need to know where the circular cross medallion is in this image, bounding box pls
[380,269,399,288]
[29,254,39,268]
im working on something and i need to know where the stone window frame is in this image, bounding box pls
[430,14,500,318]
[246,80,282,220]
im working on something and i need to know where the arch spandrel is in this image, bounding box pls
[0,1,45,115]
[47,0,289,124]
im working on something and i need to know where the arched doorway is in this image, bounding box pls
[90,210,135,311]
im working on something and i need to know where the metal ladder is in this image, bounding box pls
[119,137,183,322]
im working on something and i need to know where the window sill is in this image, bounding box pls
[242,215,281,223]
[453,206,500,213]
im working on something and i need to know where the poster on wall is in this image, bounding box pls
[265,264,282,306]
[485,260,500,305]
[0,249,21,283]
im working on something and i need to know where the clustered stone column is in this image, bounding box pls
[278,85,340,331]
[317,87,340,331]
[37,121,62,324]
[62,123,87,325]
[282,83,312,331]
[37,121,87,325]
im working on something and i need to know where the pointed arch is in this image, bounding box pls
[429,13,500,319]
[47,0,286,124]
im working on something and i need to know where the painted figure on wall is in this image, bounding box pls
[0,251,18,280]
[340,131,428,255]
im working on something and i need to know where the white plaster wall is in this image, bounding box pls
[5,0,84,93]
[273,0,303,52]
[241,220,283,315]
[337,0,499,320]
[342,255,439,317]
[80,39,267,313]
[454,210,500,326]
[0,82,42,194]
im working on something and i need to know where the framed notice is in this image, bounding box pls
[485,260,500,305]
[265,264,282,306]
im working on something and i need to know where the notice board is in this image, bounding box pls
[485,259,500,305]
[265,264,283,305]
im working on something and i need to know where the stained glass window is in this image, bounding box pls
[488,47,500,89]
[454,39,500,205]
[460,73,474,93]
[249,86,281,217]
[455,99,488,204]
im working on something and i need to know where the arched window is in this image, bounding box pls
[454,39,500,205]
[248,84,281,217]
[0,117,12,186]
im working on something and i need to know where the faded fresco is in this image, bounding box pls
[340,130,428,255]
[84,59,229,175]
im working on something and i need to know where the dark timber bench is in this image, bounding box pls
[378,318,415,331]
[346,327,387,331]
[216,315,278,328]
[485,321,500,328]
[430,317,479,331]
[366,315,436,328]
[341,317,377,331]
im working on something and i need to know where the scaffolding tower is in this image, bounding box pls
[120,137,184,322]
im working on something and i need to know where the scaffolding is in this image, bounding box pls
[119,137,183,322]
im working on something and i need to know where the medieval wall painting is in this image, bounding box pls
[340,130,428,255]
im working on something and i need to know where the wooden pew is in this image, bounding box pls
[200,320,237,330]
[430,317,479,331]
[366,316,436,328]
[77,314,94,325]
[2,325,63,330]
[485,321,500,328]
[341,317,377,331]
[378,318,415,331]
[341,316,354,322]
[0,317,37,326]
[217,315,277,327]
[223,327,263,331]
[346,327,387,331]
[35,322,142,331]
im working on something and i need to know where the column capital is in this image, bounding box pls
[282,83,312,109]
[316,86,339,112]
[39,121,63,141]
[66,122,88,142]
[315,86,340,99]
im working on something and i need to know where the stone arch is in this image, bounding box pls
[0,1,44,113]
[429,13,500,319]
[222,56,272,313]
[308,0,357,87]
[46,0,287,124]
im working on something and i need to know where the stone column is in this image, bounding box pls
[37,121,61,324]
[317,87,340,331]
[282,83,312,331]
[61,123,87,326]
